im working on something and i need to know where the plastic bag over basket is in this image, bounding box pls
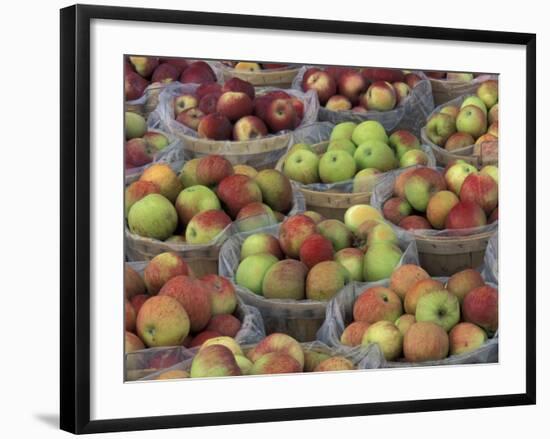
[211,61,302,88]
[429,74,498,106]
[292,66,434,136]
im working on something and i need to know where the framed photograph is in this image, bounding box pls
[60,4,536,434]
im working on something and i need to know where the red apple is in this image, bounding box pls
[463,285,498,333]
[398,215,432,230]
[222,77,255,100]
[337,70,367,105]
[265,98,298,132]
[159,57,189,75]
[302,70,337,104]
[196,154,234,186]
[151,63,179,83]
[445,201,487,229]
[233,115,269,140]
[196,83,223,100]
[361,68,404,83]
[216,174,263,218]
[197,113,233,140]
[176,107,205,130]
[459,173,498,214]
[125,71,149,100]
[173,93,198,116]
[278,214,318,259]
[198,92,222,115]
[216,92,254,122]
[125,138,153,168]
[299,234,335,269]
[180,61,216,84]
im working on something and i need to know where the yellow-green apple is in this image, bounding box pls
[151,63,179,83]
[200,335,243,356]
[340,321,370,346]
[201,274,237,316]
[460,95,487,116]
[389,264,430,301]
[394,167,418,198]
[173,93,198,116]
[278,214,318,258]
[456,105,487,138]
[404,278,445,315]
[330,121,357,141]
[129,56,159,78]
[480,165,498,184]
[125,71,149,101]
[125,264,146,299]
[444,132,475,151]
[235,253,278,294]
[235,61,261,71]
[383,197,412,225]
[362,68,404,83]
[236,202,277,232]
[400,149,429,167]
[353,286,403,323]
[125,331,145,354]
[198,92,221,115]
[488,103,498,125]
[415,290,460,332]
[252,169,293,214]
[165,235,186,244]
[439,105,460,121]
[395,314,416,336]
[216,91,254,122]
[325,95,352,111]
[393,82,411,105]
[190,344,241,378]
[216,174,263,218]
[306,260,349,300]
[125,180,160,217]
[351,120,388,145]
[446,269,485,305]
[176,107,205,130]
[136,295,190,347]
[303,210,324,224]
[234,354,253,375]
[139,163,183,203]
[159,275,212,332]
[314,356,355,371]
[404,72,422,88]
[476,79,498,109]
[446,72,474,81]
[265,98,298,132]
[362,320,403,360]
[232,115,268,140]
[319,150,357,183]
[125,112,147,139]
[206,314,241,337]
[233,164,258,178]
[185,209,232,244]
[251,352,302,375]
[426,190,460,229]
[262,259,307,300]
[196,154,236,187]
[317,219,353,251]
[404,174,441,212]
[449,322,488,355]
[459,173,498,214]
[398,215,432,230]
[222,77,255,99]
[445,201,487,229]
[180,61,216,84]
[364,81,397,111]
[282,149,320,184]
[364,221,398,247]
[125,299,136,331]
[175,185,221,225]
[335,248,364,281]
[128,194,178,240]
[463,285,498,333]
[487,121,498,138]
[302,69,337,104]
[388,130,421,159]
[425,113,456,146]
[403,321,449,362]
[338,70,367,104]
[248,333,304,368]
[354,140,396,171]
[240,233,283,260]
[197,113,233,140]
[445,162,478,195]
[299,234,335,269]
[179,158,201,188]
[327,139,357,156]
[353,168,381,193]
[144,252,191,295]
[143,132,169,153]
[344,204,383,234]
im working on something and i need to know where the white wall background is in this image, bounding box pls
[0,0,546,437]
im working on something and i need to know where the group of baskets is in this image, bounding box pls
[124,57,499,380]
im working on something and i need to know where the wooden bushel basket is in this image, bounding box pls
[220,66,301,88]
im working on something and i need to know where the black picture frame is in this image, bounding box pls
[60,4,536,434]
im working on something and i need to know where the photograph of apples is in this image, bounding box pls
[124,55,499,381]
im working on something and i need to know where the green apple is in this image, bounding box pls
[480,165,498,184]
[351,120,388,145]
[235,253,279,295]
[415,290,460,332]
[282,150,320,184]
[363,242,403,282]
[425,113,456,146]
[175,185,221,224]
[125,111,147,139]
[344,204,383,234]
[128,194,178,240]
[446,72,474,81]
[330,121,357,142]
[317,219,353,251]
[179,158,201,188]
[400,149,429,168]
[445,162,478,195]
[319,150,357,183]
[334,248,364,282]
[288,143,313,154]
[353,168,381,193]
[362,320,403,360]
[388,130,421,160]
[404,175,438,212]
[476,80,498,109]
[456,105,487,138]
[327,139,356,156]
[354,140,396,171]
[460,95,488,116]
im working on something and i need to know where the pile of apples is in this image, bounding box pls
[172,78,305,141]
[425,80,498,154]
[221,61,293,71]
[181,333,358,379]
[124,252,245,355]
[125,155,295,243]
[301,66,423,112]
[234,204,409,302]
[125,111,171,168]
[125,56,217,101]
[381,163,498,231]
[338,264,498,362]
[282,120,430,188]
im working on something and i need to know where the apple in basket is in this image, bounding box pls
[302,69,337,105]
[403,322,449,362]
